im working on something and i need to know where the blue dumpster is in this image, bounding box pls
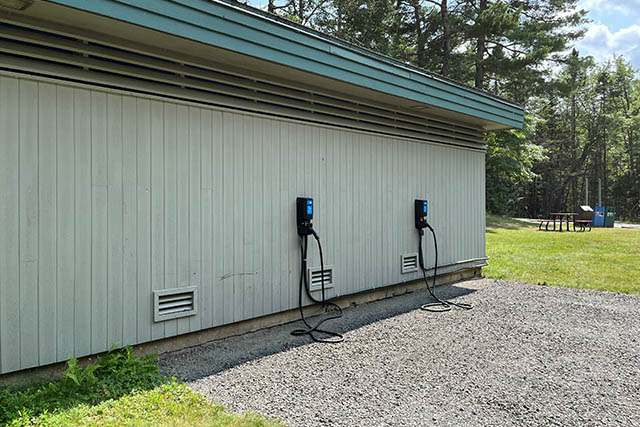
[592,206,605,227]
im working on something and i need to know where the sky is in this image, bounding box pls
[247,0,639,68]
[575,0,640,67]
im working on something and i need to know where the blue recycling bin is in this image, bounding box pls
[592,206,605,227]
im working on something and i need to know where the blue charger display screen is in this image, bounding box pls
[423,202,428,214]
[307,199,313,215]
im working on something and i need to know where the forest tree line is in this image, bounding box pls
[256,0,640,219]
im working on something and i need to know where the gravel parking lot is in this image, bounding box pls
[160,279,640,426]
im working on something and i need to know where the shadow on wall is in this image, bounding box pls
[158,281,477,382]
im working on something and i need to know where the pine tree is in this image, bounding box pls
[460,0,587,95]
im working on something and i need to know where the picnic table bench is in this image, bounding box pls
[538,219,555,231]
[550,213,577,232]
[538,213,592,232]
[573,219,592,232]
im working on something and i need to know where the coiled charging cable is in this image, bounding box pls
[291,232,344,343]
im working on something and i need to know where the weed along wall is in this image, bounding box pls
[0,0,524,375]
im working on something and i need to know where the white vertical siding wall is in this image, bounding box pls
[0,74,486,374]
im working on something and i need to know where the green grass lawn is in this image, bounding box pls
[0,348,281,427]
[9,382,280,427]
[485,215,640,295]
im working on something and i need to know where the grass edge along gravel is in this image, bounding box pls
[0,347,282,427]
[484,214,640,296]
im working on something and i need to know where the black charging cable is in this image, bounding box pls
[419,223,472,312]
[291,231,344,343]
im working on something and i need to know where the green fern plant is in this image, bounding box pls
[0,346,165,425]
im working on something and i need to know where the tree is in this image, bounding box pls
[275,0,332,26]
[314,0,397,53]
[517,55,640,220]
[460,0,586,95]
[424,0,452,75]
[609,58,640,215]
[267,0,291,14]
[485,117,545,214]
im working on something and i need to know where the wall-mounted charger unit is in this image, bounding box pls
[292,196,344,343]
[296,197,314,236]
[414,198,472,312]
[415,199,428,230]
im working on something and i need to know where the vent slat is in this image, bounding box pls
[153,286,198,322]
[158,306,194,315]
[158,294,193,303]
[158,300,194,311]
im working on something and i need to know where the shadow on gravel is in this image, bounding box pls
[159,281,476,382]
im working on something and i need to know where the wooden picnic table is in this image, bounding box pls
[550,212,579,232]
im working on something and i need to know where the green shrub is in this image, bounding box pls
[0,347,165,425]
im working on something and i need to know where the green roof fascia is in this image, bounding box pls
[46,0,525,128]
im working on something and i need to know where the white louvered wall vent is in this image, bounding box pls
[307,266,334,292]
[153,286,198,322]
[401,253,419,274]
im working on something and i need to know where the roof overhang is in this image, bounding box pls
[2,0,525,130]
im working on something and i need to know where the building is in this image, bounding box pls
[0,0,524,375]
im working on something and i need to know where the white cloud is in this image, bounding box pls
[579,0,640,16]
[576,23,640,67]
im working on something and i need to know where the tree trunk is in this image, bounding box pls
[623,87,638,210]
[629,128,636,187]
[603,126,607,205]
[571,93,577,207]
[441,0,451,76]
[392,0,403,56]
[413,0,425,67]
[475,0,487,89]
[601,93,607,205]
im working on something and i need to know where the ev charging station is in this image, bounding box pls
[414,200,472,313]
[292,197,344,343]
[290,196,473,344]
